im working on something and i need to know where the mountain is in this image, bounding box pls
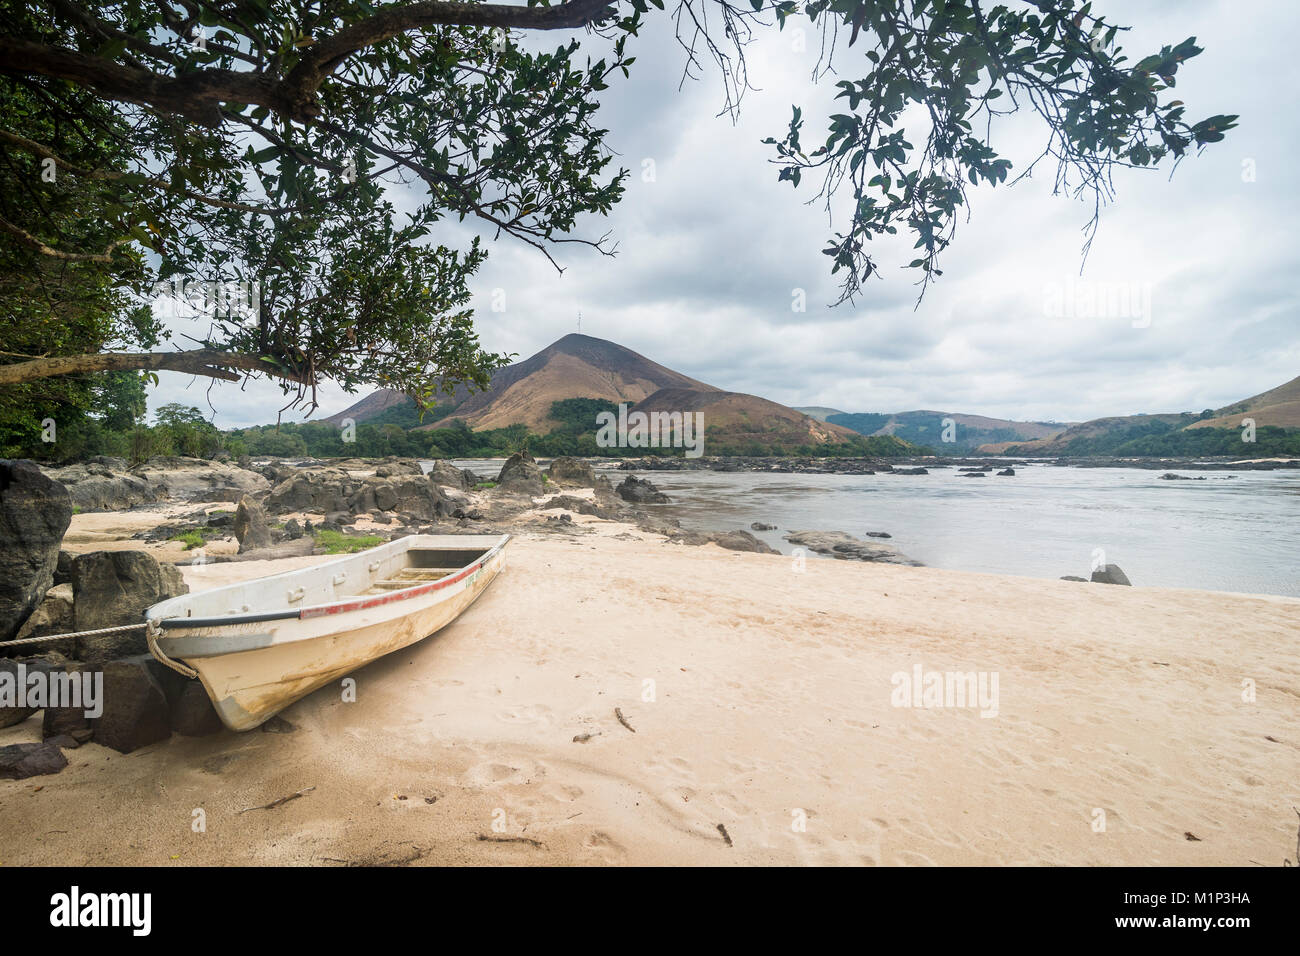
[322,333,862,450]
[324,333,714,430]
[830,409,1067,453]
[426,334,716,432]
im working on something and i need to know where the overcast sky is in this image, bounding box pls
[149,0,1299,428]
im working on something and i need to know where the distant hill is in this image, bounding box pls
[830,409,1066,453]
[792,406,846,422]
[637,388,859,451]
[1186,374,1300,431]
[982,374,1300,456]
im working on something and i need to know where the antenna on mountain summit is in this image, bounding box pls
[577,312,582,333]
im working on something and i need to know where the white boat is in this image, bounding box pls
[145,534,510,731]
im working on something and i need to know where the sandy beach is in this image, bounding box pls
[2,511,1298,866]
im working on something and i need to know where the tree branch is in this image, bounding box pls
[0,349,313,386]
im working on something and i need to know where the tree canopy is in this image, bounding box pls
[0,0,1236,424]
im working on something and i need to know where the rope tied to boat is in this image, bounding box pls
[0,622,146,649]
[1,621,198,680]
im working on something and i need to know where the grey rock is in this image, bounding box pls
[233,494,273,552]
[751,522,777,531]
[13,582,75,655]
[997,468,1016,476]
[707,530,779,554]
[0,657,59,729]
[496,452,545,495]
[71,551,189,661]
[1060,575,1089,582]
[0,459,73,643]
[891,467,929,475]
[428,459,473,491]
[547,457,597,488]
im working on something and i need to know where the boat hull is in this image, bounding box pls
[148,535,508,731]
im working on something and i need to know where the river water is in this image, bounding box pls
[445,459,1300,598]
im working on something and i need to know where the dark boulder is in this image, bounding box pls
[233,494,273,552]
[0,741,68,780]
[997,468,1016,476]
[1090,564,1133,586]
[170,680,224,737]
[91,656,172,753]
[71,551,189,662]
[0,656,60,729]
[751,522,777,531]
[616,475,670,504]
[0,459,73,643]
[496,452,545,495]
[891,467,929,475]
[1060,575,1089,582]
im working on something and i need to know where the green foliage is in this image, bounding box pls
[314,530,384,555]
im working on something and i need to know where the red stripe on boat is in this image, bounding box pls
[299,558,485,619]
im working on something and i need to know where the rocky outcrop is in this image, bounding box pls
[616,475,669,504]
[751,522,777,531]
[547,456,597,487]
[890,467,929,475]
[1090,563,1132,586]
[997,468,1016,476]
[233,494,272,552]
[542,494,622,520]
[70,551,188,661]
[44,456,267,511]
[128,456,269,503]
[784,530,923,566]
[265,466,452,520]
[0,459,73,643]
[496,452,544,495]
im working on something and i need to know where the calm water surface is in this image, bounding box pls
[446,459,1300,597]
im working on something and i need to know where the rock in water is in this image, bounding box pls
[1090,563,1132,586]
[91,656,172,753]
[496,452,545,495]
[784,530,923,566]
[997,468,1016,476]
[707,530,779,554]
[616,475,670,504]
[0,742,68,780]
[71,551,189,661]
[428,459,474,491]
[547,456,597,487]
[0,459,73,643]
[751,522,777,531]
[233,494,273,552]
